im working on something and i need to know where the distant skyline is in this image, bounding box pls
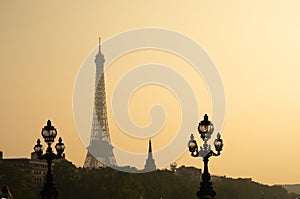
[1,1,300,185]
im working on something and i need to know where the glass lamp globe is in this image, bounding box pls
[41,120,57,144]
[55,137,65,155]
[34,139,43,155]
[214,133,223,152]
[189,140,198,153]
[198,114,214,140]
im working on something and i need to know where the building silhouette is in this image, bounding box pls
[83,38,117,168]
[143,139,156,172]
[0,151,50,184]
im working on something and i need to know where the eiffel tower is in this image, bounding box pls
[83,38,117,168]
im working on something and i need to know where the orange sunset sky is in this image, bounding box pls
[1,1,300,185]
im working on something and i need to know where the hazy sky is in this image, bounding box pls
[1,1,300,185]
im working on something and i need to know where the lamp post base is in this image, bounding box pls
[197,156,216,199]
[40,174,58,199]
[197,181,216,199]
[40,183,58,199]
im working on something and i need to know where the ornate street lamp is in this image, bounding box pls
[34,120,65,199]
[188,114,223,199]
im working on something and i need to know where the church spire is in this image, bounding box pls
[148,139,152,153]
[144,138,156,172]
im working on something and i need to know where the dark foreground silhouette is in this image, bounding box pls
[0,160,298,199]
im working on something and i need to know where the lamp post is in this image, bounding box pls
[188,114,223,199]
[33,120,65,199]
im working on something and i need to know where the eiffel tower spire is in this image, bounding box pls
[83,37,117,168]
